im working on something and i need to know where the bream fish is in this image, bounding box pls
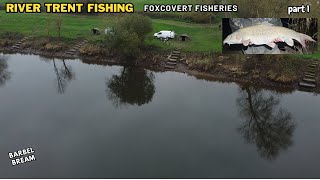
[223,24,316,48]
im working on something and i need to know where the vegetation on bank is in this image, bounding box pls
[0,0,319,58]
[0,10,220,53]
[185,54,311,85]
[105,14,153,58]
[0,0,318,87]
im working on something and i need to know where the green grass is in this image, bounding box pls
[0,10,220,52]
[146,19,221,52]
[0,11,109,39]
[293,50,320,59]
[2,0,317,54]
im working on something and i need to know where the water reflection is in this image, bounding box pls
[53,59,75,94]
[106,67,155,107]
[237,86,295,160]
[39,56,76,94]
[0,54,11,87]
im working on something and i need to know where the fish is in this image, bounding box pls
[223,24,316,48]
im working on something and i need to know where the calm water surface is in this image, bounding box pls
[0,54,320,178]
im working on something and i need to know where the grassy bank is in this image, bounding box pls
[1,0,319,55]
[146,19,220,52]
[0,10,221,52]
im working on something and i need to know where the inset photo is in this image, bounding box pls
[222,18,318,54]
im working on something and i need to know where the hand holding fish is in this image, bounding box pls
[273,38,284,43]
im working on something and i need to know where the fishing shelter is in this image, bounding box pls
[178,34,191,41]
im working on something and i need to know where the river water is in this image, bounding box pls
[0,53,320,178]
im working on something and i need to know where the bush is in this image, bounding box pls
[107,14,153,59]
[112,29,140,58]
[116,14,152,43]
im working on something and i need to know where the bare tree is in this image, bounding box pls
[55,15,63,39]
[45,16,53,36]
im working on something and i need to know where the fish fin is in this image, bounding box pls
[299,33,316,48]
[285,38,294,47]
[242,39,251,46]
[300,40,306,48]
[267,42,276,49]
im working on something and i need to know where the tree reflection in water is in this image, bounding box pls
[237,86,295,160]
[40,56,75,94]
[106,67,155,108]
[0,54,11,87]
[53,59,75,94]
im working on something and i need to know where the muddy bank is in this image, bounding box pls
[0,36,319,94]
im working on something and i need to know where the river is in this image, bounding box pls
[0,53,320,178]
